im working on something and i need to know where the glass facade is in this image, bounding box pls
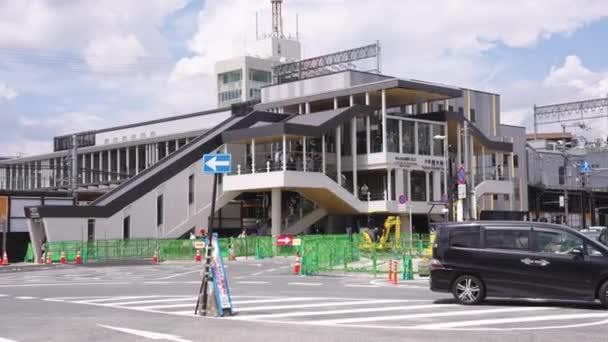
[417,122,431,155]
[341,122,352,156]
[386,119,399,153]
[433,124,445,156]
[401,121,415,154]
[249,69,271,83]
[370,112,383,153]
[219,69,242,84]
[356,117,366,154]
[410,171,427,201]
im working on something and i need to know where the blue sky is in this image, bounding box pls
[1,0,608,156]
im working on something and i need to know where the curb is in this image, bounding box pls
[0,264,76,273]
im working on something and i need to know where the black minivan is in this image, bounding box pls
[430,221,608,307]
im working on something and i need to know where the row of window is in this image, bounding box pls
[219,89,242,102]
[218,69,272,85]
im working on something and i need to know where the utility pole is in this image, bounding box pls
[562,148,569,226]
[70,134,79,204]
[463,121,472,220]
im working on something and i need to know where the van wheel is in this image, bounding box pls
[452,275,485,305]
[600,281,608,309]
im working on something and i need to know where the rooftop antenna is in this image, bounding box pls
[296,13,299,40]
[255,11,259,40]
[271,0,284,38]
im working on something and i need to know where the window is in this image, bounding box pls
[249,69,271,83]
[401,121,415,154]
[493,194,498,201]
[458,107,463,115]
[417,122,431,155]
[157,194,164,226]
[503,153,509,166]
[449,105,454,112]
[438,104,444,111]
[533,229,583,254]
[450,226,481,248]
[188,175,194,205]
[87,219,95,241]
[219,69,242,84]
[123,216,130,239]
[485,228,529,250]
[386,119,399,153]
[587,243,604,257]
[514,155,519,168]
[433,124,445,156]
[410,171,427,201]
[600,230,608,245]
[470,108,476,122]
[504,194,509,201]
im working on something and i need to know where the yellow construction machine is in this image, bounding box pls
[361,215,401,250]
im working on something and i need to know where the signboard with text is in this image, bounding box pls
[276,235,294,246]
[209,233,233,316]
[458,184,467,199]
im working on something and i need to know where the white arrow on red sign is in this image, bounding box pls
[276,235,294,246]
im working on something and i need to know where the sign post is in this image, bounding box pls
[456,166,466,221]
[195,153,232,317]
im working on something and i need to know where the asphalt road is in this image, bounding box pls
[0,258,607,342]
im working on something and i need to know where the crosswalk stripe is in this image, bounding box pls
[133,303,194,310]
[235,299,413,312]
[110,297,195,306]
[75,296,176,304]
[314,307,554,325]
[232,298,329,305]
[412,312,608,329]
[233,304,452,320]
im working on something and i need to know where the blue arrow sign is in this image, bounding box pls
[203,154,232,174]
[580,160,592,174]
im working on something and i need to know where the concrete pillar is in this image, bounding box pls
[125,148,130,177]
[456,123,462,166]
[117,148,121,180]
[426,171,431,202]
[365,92,371,154]
[334,97,341,184]
[89,153,94,183]
[381,89,387,153]
[271,188,282,237]
[387,169,392,201]
[165,142,169,157]
[251,139,255,173]
[135,146,140,175]
[321,135,326,174]
[481,146,486,181]
[433,171,441,201]
[302,136,307,171]
[107,150,112,181]
[350,96,357,197]
[305,102,310,114]
[414,122,419,155]
[406,169,412,200]
[298,103,302,114]
[98,152,102,182]
[282,135,287,171]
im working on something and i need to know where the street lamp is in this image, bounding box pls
[434,133,449,221]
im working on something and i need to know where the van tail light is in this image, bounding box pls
[430,259,444,270]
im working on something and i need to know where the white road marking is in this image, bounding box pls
[288,282,322,286]
[109,297,195,306]
[0,294,8,297]
[344,284,380,288]
[412,312,608,330]
[133,303,194,310]
[232,297,328,305]
[0,282,134,287]
[15,296,37,300]
[251,271,264,276]
[315,307,554,325]
[97,324,191,342]
[233,303,447,320]
[0,337,18,342]
[76,296,181,304]
[236,281,268,285]
[155,270,200,280]
[235,299,415,312]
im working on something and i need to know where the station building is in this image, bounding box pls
[0,8,528,260]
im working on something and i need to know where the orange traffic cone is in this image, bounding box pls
[46,250,52,264]
[152,250,158,264]
[75,249,82,264]
[387,260,393,282]
[392,260,399,285]
[195,249,202,262]
[60,250,66,264]
[1,251,8,266]
[294,252,301,275]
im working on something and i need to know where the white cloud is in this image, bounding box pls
[19,112,104,135]
[84,34,147,73]
[544,55,608,98]
[0,82,17,101]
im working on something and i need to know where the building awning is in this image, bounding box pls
[222,104,376,143]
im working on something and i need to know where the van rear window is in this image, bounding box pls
[449,226,481,248]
